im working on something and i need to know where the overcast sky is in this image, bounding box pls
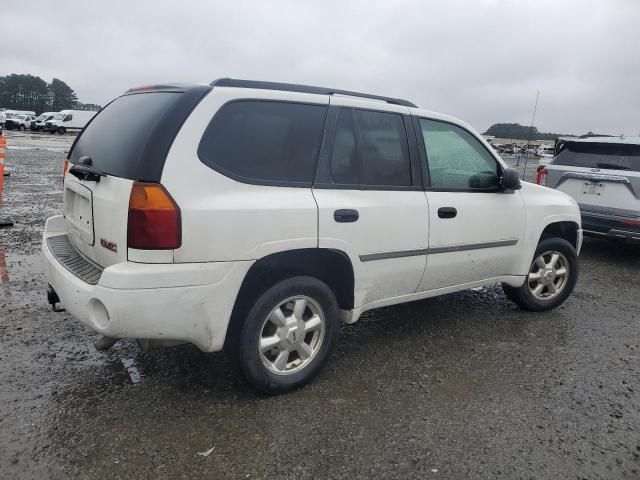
[3,0,638,135]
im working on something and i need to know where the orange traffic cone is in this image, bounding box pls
[0,133,13,228]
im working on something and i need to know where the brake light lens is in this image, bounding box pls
[620,219,640,227]
[63,159,69,177]
[536,167,548,186]
[127,182,181,249]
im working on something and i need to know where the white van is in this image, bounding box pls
[45,110,98,134]
[31,112,58,131]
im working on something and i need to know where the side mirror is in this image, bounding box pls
[501,167,521,190]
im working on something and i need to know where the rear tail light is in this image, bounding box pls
[63,159,69,177]
[536,167,548,186]
[620,219,640,227]
[127,182,181,250]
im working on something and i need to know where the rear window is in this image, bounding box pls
[198,101,327,186]
[70,92,182,179]
[554,142,640,171]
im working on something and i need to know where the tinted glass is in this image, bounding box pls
[553,142,640,171]
[329,109,358,184]
[327,109,411,187]
[420,119,499,189]
[198,101,327,185]
[354,110,411,186]
[70,92,181,179]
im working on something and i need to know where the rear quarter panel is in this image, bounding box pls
[162,87,329,263]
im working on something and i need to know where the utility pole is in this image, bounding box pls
[522,90,540,180]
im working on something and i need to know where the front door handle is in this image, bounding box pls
[334,209,359,223]
[438,207,457,219]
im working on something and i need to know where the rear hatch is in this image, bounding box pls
[546,141,640,216]
[64,85,210,267]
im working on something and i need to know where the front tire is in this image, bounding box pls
[503,237,578,311]
[229,276,340,394]
[19,125,25,131]
[57,127,66,134]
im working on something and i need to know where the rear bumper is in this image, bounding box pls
[42,216,253,352]
[581,209,640,241]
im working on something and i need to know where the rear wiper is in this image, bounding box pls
[68,156,106,182]
[596,163,630,170]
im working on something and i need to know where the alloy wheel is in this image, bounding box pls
[259,296,326,375]
[527,250,569,300]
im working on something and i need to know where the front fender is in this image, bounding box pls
[516,182,582,274]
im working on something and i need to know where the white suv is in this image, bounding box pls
[42,79,582,393]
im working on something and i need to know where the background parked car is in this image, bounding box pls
[4,114,37,130]
[537,145,556,166]
[44,110,97,134]
[2,109,36,128]
[30,112,58,131]
[538,136,640,241]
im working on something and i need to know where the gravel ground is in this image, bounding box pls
[0,130,638,479]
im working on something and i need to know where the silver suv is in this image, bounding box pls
[539,136,640,241]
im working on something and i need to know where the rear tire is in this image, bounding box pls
[503,237,578,311]
[228,276,340,394]
[57,127,66,134]
[19,125,25,131]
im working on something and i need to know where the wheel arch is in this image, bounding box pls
[539,220,580,249]
[226,248,355,342]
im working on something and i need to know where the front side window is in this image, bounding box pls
[64,115,72,122]
[198,101,327,185]
[328,108,412,187]
[420,119,499,190]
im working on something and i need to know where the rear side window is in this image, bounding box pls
[198,101,327,185]
[327,108,412,187]
[70,92,182,179]
[330,109,359,184]
[554,142,640,171]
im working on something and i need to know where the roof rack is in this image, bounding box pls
[210,78,417,108]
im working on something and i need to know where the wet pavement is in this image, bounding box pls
[0,130,639,479]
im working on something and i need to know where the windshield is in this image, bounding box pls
[15,115,25,120]
[553,142,640,171]
[35,114,47,121]
[53,113,63,120]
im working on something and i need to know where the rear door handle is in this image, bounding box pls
[334,209,359,223]
[438,207,457,219]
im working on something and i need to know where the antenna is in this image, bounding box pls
[522,90,540,180]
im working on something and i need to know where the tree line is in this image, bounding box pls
[484,122,607,140]
[0,74,101,114]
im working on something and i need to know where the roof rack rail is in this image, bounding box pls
[210,78,417,108]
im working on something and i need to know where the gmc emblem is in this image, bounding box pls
[100,238,118,253]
